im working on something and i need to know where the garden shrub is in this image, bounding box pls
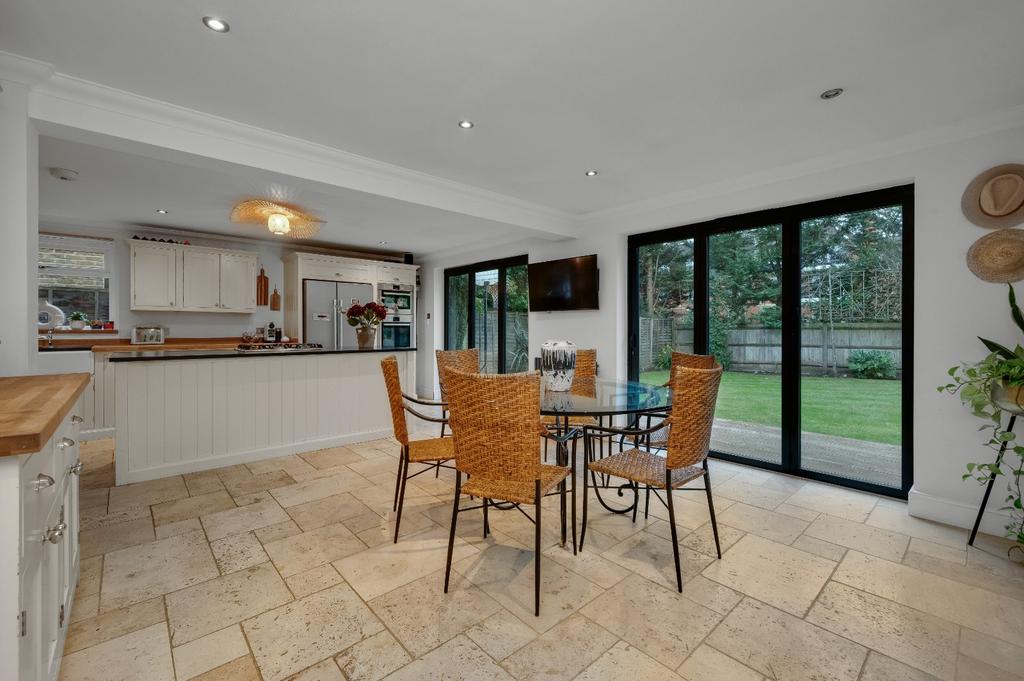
[848,349,897,379]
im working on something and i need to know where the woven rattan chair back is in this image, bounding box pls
[436,348,480,397]
[444,368,542,483]
[671,351,717,372]
[380,356,409,446]
[574,349,597,381]
[664,364,723,470]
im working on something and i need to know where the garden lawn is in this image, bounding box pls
[639,370,901,445]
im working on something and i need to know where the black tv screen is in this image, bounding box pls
[528,255,599,311]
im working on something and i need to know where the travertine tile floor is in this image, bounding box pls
[62,434,1024,681]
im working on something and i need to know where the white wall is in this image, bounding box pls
[417,121,1024,534]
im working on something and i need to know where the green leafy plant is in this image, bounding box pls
[654,344,674,370]
[848,349,897,379]
[68,311,89,322]
[940,284,1024,550]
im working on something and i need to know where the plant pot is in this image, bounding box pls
[541,340,577,392]
[991,381,1024,416]
[356,327,376,350]
[69,320,86,330]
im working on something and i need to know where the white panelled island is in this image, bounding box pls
[108,348,415,484]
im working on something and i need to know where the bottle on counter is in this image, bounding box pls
[265,322,277,343]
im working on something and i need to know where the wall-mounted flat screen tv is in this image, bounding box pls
[528,254,599,311]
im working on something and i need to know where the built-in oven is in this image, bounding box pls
[381,319,412,349]
[379,284,413,316]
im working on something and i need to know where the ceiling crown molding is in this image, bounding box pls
[0,51,54,88]
[28,69,580,239]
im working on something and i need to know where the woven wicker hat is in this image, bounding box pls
[961,164,1024,229]
[967,229,1024,282]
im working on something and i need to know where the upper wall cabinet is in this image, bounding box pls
[377,263,417,286]
[130,242,257,313]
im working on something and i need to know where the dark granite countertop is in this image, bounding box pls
[108,347,417,362]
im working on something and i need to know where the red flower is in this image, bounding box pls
[346,303,365,319]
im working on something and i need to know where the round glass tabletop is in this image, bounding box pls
[540,377,671,417]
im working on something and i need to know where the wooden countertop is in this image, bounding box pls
[91,341,241,353]
[0,373,90,457]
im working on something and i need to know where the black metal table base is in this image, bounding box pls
[967,414,1016,547]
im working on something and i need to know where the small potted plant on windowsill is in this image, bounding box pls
[67,311,89,330]
[345,301,387,349]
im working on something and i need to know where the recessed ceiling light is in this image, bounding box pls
[584,170,598,177]
[820,88,844,100]
[202,16,230,33]
[48,167,79,182]
[156,209,168,214]
[457,120,474,129]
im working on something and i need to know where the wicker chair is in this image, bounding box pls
[582,362,723,592]
[541,349,598,463]
[381,356,454,543]
[645,352,717,449]
[442,368,572,617]
[435,348,481,437]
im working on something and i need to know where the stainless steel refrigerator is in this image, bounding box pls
[303,280,374,349]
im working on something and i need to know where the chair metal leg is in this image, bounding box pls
[665,472,683,593]
[435,460,441,478]
[534,479,542,617]
[483,497,490,538]
[581,436,590,551]
[544,436,549,463]
[644,485,651,520]
[443,472,462,593]
[631,482,640,523]
[393,451,410,543]
[703,460,722,559]
[392,445,406,512]
[560,476,567,547]
[570,437,578,555]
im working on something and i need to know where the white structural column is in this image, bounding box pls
[0,72,41,376]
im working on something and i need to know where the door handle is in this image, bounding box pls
[32,474,55,491]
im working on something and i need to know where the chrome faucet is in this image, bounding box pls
[40,329,54,347]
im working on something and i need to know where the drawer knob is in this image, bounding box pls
[69,461,84,475]
[32,474,55,491]
[58,437,76,450]
[43,526,64,544]
[71,415,84,424]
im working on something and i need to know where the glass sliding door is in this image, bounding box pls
[628,185,913,497]
[799,205,905,489]
[708,225,783,465]
[444,256,529,373]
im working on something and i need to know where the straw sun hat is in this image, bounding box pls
[967,229,1024,283]
[961,164,1024,229]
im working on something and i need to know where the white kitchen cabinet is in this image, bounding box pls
[219,252,257,311]
[376,263,417,286]
[130,242,179,310]
[181,249,222,310]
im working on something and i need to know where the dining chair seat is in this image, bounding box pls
[588,448,703,489]
[540,414,598,428]
[408,437,455,463]
[462,463,570,505]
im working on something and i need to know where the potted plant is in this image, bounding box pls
[345,301,387,349]
[940,284,1024,553]
[67,311,89,330]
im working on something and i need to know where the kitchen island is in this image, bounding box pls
[108,347,415,484]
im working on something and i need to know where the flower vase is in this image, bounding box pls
[541,340,577,391]
[356,327,376,350]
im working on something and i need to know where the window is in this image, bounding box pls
[628,186,913,497]
[444,256,529,373]
[38,235,115,325]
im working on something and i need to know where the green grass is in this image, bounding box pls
[640,370,901,445]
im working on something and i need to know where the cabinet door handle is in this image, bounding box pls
[32,474,55,491]
[57,437,76,449]
[69,461,84,475]
[71,415,84,424]
[43,527,64,544]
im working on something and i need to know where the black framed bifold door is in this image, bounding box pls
[444,255,529,373]
[628,185,913,497]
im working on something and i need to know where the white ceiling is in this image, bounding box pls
[7,1,1024,238]
[37,135,523,255]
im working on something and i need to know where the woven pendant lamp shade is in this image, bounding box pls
[230,199,325,239]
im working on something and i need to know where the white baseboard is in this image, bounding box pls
[907,485,1012,536]
[79,427,114,442]
[116,429,392,485]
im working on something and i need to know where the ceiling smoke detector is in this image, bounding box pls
[48,168,79,182]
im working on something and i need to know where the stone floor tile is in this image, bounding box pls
[155,517,203,539]
[78,556,102,597]
[956,654,1024,681]
[225,470,298,498]
[577,640,685,681]
[501,613,618,681]
[958,627,1024,679]
[806,582,959,680]
[190,655,262,681]
[80,516,155,559]
[541,542,631,589]
[183,470,226,496]
[706,598,867,681]
[242,583,384,681]
[701,534,834,616]
[375,635,514,681]
[79,487,109,512]
[254,519,303,543]
[865,504,966,548]
[772,502,822,522]
[463,609,539,661]
[152,490,236,526]
[201,499,290,540]
[601,530,713,591]
[907,538,967,565]
[335,526,478,601]
[269,470,370,508]
[299,446,365,470]
[716,502,809,544]
[285,564,344,599]
[368,570,500,656]
[165,562,293,646]
[210,531,269,574]
[713,477,792,510]
[678,521,745,557]
[833,551,1024,644]
[677,574,743,615]
[859,651,943,681]
[264,522,367,577]
[580,573,720,669]
[285,492,374,532]
[59,622,174,681]
[100,530,217,612]
[358,510,437,547]
[804,513,910,562]
[171,624,249,681]
[80,503,151,531]
[69,593,98,624]
[784,483,879,522]
[676,644,763,681]
[65,597,165,654]
[456,543,604,634]
[790,534,848,562]
[334,629,411,681]
[107,476,189,513]
[246,454,318,478]
[903,548,1024,602]
[286,659,345,681]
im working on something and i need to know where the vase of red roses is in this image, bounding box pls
[346,301,387,349]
